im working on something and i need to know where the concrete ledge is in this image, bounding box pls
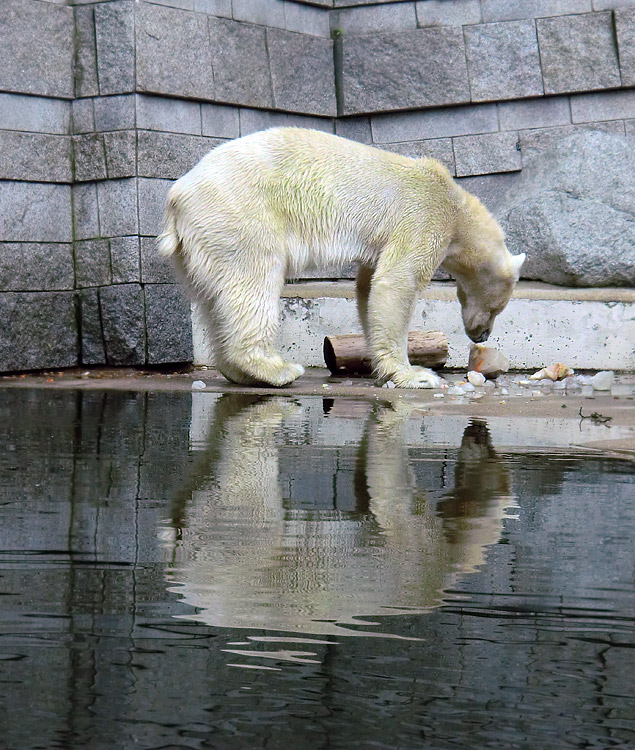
[193,281,635,371]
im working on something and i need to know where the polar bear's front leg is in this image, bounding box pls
[366,270,443,389]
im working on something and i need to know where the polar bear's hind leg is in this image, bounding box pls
[211,271,305,387]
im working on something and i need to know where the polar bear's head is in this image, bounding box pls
[455,250,525,343]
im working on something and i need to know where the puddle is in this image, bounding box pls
[0,389,633,749]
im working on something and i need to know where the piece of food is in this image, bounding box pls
[468,344,510,379]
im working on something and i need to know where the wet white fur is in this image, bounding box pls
[158,128,525,387]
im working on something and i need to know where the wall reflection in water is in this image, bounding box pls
[161,395,516,637]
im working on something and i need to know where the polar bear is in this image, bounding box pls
[158,127,525,388]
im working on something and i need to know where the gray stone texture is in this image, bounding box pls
[380,139,455,172]
[498,96,571,131]
[110,236,141,283]
[268,29,337,115]
[74,239,112,288]
[233,0,286,26]
[97,179,139,237]
[72,183,100,241]
[238,108,333,135]
[615,9,635,86]
[72,98,95,134]
[454,132,522,176]
[103,131,137,179]
[495,131,635,286]
[137,95,201,135]
[371,103,498,142]
[94,95,136,131]
[145,284,193,364]
[570,89,635,123]
[137,131,224,179]
[332,3,417,34]
[99,284,146,365]
[73,134,107,182]
[136,3,214,99]
[0,132,72,183]
[335,116,373,143]
[481,0,591,22]
[78,288,106,365]
[537,12,621,94]
[0,244,74,292]
[74,5,99,98]
[138,179,173,236]
[0,0,74,98]
[340,27,470,114]
[95,1,136,95]
[519,121,625,164]
[201,103,241,138]
[0,292,79,371]
[209,17,273,108]
[285,1,331,37]
[0,93,70,135]
[140,237,177,284]
[0,183,72,243]
[465,21,544,102]
[416,0,481,27]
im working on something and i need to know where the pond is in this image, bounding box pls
[0,389,633,749]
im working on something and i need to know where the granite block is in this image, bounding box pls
[371,103,498,142]
[498,96,571,131]
[104,130,137,179]
[140,237,175,283]
[0,182,72,243]
[97,179,139,236]
[136,3,214,99]
[335,116,373,143]
[72,99,95,134]
[209,17,273,108]
[284,2,331,36]
[137,95,202,135]
[138,178,173,237]
[0,243,74,291]
[0,0,74,98]
[72,183,100,240]
[94,95,136,132]
[340,27,470,114]
[99,283,146,365]
[453,131,522,176]
[74,5,99,98]
[201,103,241,138]
[74,239,112,287]
[78,288,106,365]
[481,0,591,22]
[268,29,336,115]
[537,12,621,94]
[415,0,481,27]
[137,131,224,179]
[0,291,79,371]
[0,132,72,183]
[145,284,193,364]
[380,138,455,172]
[616,9,635,86]
[73,134,107,182]
[232,0,286,27]
[193,0,232,15]
[465,20,543,102]
[110,236,141,283]
[95,1,136,95]
[519,121,626,164]
[570,89,635,123]
[0,93,70,135]
[332,3,417,34]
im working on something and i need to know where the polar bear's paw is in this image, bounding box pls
[389,366,444,389]
[221,357,304,387]
[266,361,305,387]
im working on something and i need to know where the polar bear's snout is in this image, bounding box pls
[470,328,491,344]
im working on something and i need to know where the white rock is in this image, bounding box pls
[433,393,445,398]
[467,371,486,386]
[462,382,476,392]
[191,380,207,390]
[591,370,615,391]
[447,386,465,396]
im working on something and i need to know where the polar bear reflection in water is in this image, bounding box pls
[159,395,516,638]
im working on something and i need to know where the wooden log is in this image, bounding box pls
[323,331,448,375]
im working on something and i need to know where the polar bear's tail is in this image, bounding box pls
[157,194,181,257]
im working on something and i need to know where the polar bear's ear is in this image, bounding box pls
[510,253,526,278]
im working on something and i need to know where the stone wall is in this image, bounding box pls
[0,0,633,372]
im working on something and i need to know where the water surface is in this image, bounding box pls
[0,389,633,749]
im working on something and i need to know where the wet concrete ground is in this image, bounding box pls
[2,366,634,458]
